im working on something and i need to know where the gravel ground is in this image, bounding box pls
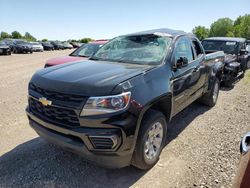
[0,51,249,188]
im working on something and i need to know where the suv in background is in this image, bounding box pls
[50,41,64,50]
[202,37,249,86]
[41,42,54,51]
[0,41,11,55]
[12,40,33,54]
[30,42,44,52]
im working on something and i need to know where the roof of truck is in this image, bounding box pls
[204,37,246,42]
[125,28,187,37]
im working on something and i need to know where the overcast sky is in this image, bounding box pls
[0,0,250,40]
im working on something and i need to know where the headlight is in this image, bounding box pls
[80,92,131,116]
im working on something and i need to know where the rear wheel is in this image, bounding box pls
[223,79,233,87]
[247,59,250,69]
[200,78,220,107]
[132,109,167,170]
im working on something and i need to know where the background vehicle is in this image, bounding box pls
[62,42,73,49]
[44,40,108,67]
[41,42,54,51]
[70,42,82,48]
[246,44,250,68]
[0,41,11,55]
[202,37,249,86]
[50,41,64,50]
[1,39,15,51]
[27,29,224,170]
[233,132,250,188]
[30,42,44,52]
[12,40,33,54]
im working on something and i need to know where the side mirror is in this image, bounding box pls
[240,132,250,154]
[240,49,248,55]
[175,57,188,69]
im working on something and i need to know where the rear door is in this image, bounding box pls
[172,36,204,115]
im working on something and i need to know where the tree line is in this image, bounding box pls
[1,14,249,43]
[192,14,250,40]
[0,30,93,43]
[0,31,37,42]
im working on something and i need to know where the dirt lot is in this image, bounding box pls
[0,51,249,188]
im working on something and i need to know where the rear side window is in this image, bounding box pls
[192,40,203,58]
[174,37,194,63]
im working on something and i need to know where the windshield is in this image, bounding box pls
[71,43,103,57]
[202,40,239,54]
[92,34,172,65]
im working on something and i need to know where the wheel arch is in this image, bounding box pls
[131,93,173,152]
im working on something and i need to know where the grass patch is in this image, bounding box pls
[243,70,250,85]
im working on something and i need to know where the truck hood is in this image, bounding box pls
[31,60,153,96]
[46,56,86,66]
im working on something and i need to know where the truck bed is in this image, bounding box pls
[205,51,225,61]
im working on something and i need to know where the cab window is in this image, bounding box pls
[192,40,203,58]
[174,37,194,63]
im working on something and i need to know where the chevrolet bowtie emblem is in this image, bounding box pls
[38,97,52,106]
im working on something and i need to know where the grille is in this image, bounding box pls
[29,97,80,127]
[89,136,116,150]
[29,84,85,103]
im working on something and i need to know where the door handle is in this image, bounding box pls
[193,66,201,72]
[241,132,250,154]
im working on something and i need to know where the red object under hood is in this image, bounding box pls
[46,56,86,66]
[44,40,108,68]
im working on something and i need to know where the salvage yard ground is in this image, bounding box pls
[0,50,249,188]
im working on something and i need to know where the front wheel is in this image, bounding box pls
[132,109,167,170]
[199,78,220,107]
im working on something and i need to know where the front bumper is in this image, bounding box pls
[26,108,134,168]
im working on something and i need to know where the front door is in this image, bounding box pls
[171,37,203,115]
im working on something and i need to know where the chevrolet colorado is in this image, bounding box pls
[26,29,225,169]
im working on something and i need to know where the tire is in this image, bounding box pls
[239,72,245,79]
[200,78,220,107]
[247,59,250,69]
[223,80,233,87]
[132,109,167,170]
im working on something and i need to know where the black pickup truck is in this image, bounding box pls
[26,29,225,169]
[202,37,249,86]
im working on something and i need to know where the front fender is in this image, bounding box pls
[112,64,173,152]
